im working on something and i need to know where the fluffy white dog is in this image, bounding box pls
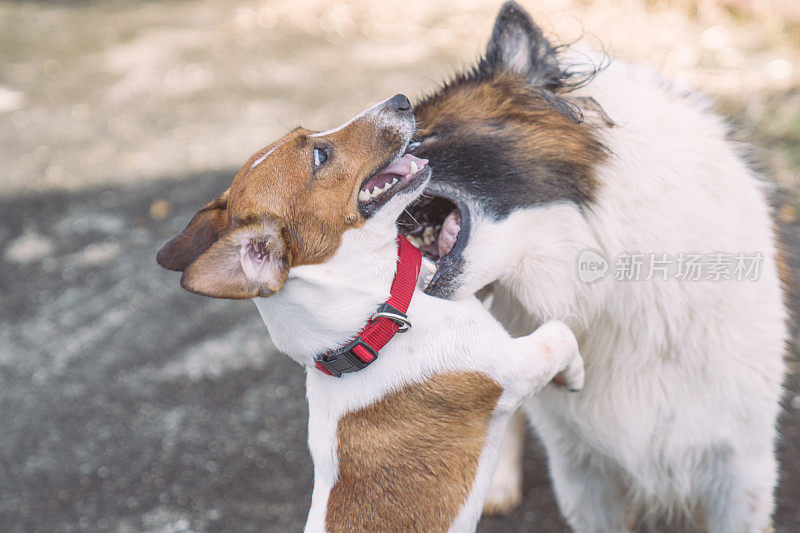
[400,3,788,530]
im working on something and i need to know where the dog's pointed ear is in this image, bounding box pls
[157,191,231,272]
[485,1,561,89]
[180,215,289,299]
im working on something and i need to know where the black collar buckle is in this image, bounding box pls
[314,337,378,378]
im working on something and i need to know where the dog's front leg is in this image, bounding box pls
[483,409,526,514]
[481,320,583,517]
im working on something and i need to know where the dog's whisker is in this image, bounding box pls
[402,208,423,229]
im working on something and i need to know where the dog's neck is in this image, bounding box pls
[254,221,402,367]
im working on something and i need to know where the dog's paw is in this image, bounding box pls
[482,462,522,515]
[554,352,585,392]
[535,320,583,392]
[483,484,522,515]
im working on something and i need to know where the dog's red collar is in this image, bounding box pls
[314,236,422,378]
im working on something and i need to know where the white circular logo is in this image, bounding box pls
[578,249,608,283]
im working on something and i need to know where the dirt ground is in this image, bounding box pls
[1,1,798,531]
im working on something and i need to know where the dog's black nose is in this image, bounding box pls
[389,94,412,112]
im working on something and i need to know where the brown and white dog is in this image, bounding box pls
[156,95,585,531]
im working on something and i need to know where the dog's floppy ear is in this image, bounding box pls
[485,1,561,89]
[180,215,289,299]
[157,191,230,272]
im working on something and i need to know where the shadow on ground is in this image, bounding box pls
[1,172,798,531]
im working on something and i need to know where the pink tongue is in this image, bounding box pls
[377,154,428,177]
[438,209,461,257]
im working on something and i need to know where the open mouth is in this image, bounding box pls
[357,149,468,297]
[357,153,430,218]
[396,186,470,297]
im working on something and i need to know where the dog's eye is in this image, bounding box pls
[313,147,329,169]
[407,141,422,153]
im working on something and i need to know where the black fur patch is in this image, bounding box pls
[413,129,597,220]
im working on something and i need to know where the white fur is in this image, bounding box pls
[458,49,787,532]
[254,192,584,532]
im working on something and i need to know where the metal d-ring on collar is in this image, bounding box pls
[371,312,411,332]
[371,303,412,333]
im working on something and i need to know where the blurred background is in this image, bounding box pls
[1,0,798,531]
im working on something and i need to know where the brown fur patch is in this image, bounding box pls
[224,125,387,268]
[326,372,503,533]
[162,111,408,297]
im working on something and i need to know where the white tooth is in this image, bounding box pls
[408,236,423,248]
[391,177,398,186]
[421,256,438,275]
[358,189,370,202]
[409,161,418,174]
[371,184,384,195]
[419,272,432,290]
[422,226,435,245]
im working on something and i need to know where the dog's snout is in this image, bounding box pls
[389,94,412,113]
